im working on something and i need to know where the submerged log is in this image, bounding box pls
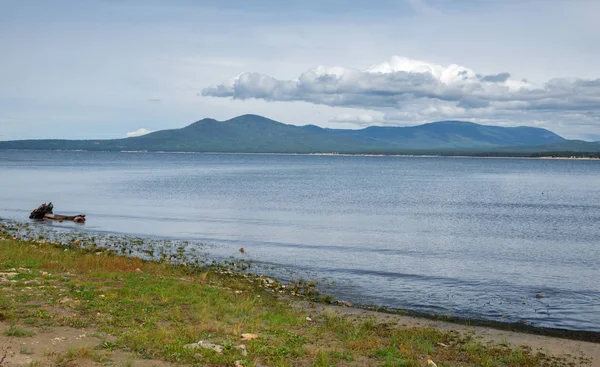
[44,213,86,223]
[30,202,86,223]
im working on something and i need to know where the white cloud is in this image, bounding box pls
[202,56,600,114]
[126,128,153,138]
[330,113,384,126]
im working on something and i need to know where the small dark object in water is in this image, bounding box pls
[29,202,86,223]
[239,247,245,253]
[29,202,54,219]
[535,294,545,299]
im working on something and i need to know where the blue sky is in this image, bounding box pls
[1,0,599,140]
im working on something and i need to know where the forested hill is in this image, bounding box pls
[2,114,598,155]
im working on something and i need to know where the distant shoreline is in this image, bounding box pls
[1,148,600,160]
[308,152,600,160]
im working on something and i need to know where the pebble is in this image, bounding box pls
[51,337,67,345]
[184,341,224,353]
[234,344,248,356]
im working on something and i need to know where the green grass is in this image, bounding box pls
[4,324,35,337]
[0,234,575,366]
[55,347,109,366]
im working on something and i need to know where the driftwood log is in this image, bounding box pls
[29,202,86,223]
[29,202,54,219]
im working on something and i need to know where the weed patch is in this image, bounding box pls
[4,324,35,337]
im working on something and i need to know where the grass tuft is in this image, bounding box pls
[55,347,109,366]
[3,324,35,337]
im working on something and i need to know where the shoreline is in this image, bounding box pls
[1,148,599,160]
[354,304,600,344]
[0,234,598,366]
[2,218,599,342]
[301,301,600,366]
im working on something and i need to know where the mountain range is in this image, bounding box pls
[1,114,599,156]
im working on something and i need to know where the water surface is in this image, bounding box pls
[1,151,599,331]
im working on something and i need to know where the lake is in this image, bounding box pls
[1,150,599,331]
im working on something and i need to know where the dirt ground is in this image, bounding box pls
[0,321,178,367]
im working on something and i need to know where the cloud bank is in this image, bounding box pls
[202,56,600,128]
[126,128,153,138]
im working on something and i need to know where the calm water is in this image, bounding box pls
[1,150,599,331]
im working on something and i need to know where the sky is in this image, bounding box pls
[1,0,600,141]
